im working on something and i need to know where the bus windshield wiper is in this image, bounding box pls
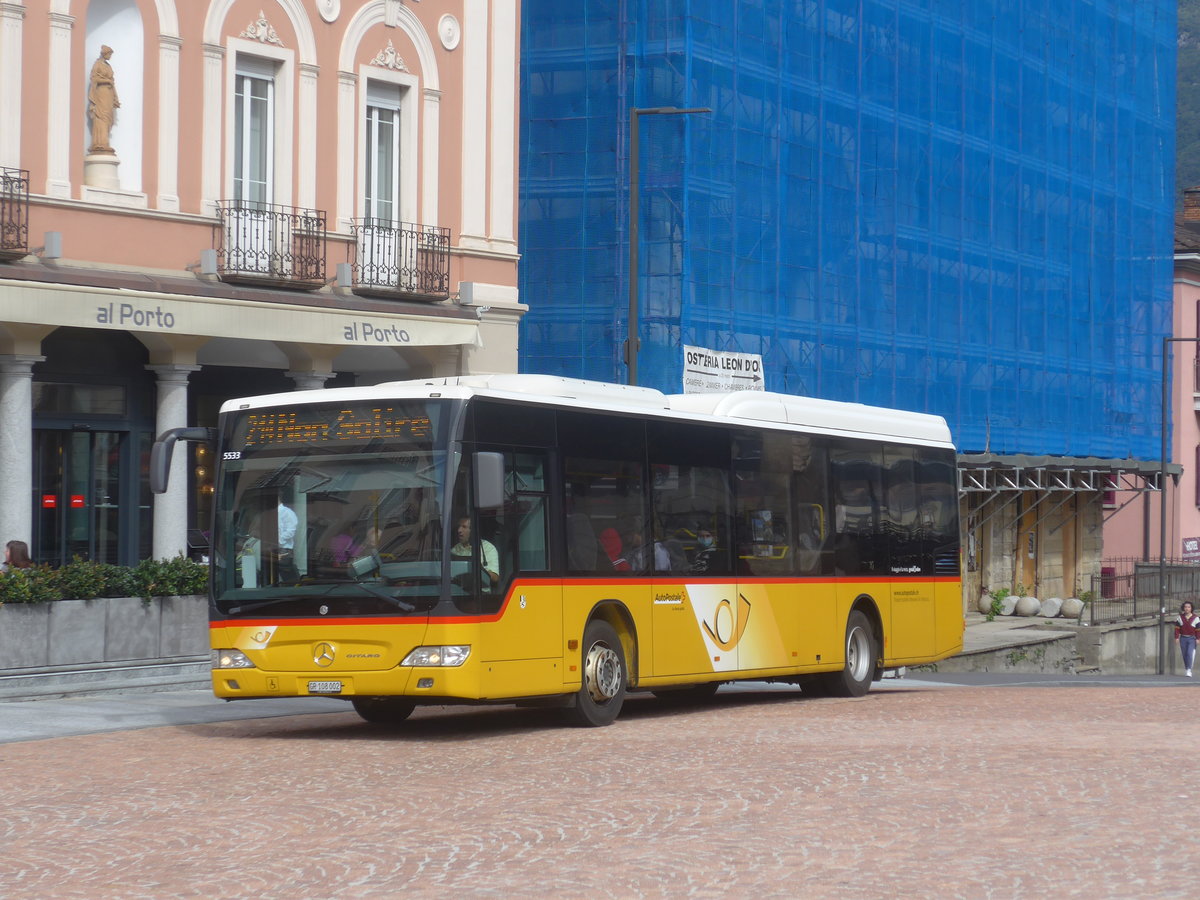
[225,582,415,616]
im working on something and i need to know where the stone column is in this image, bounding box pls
[148,364,199,560]
[0,355,44,546]
[287,371,333,391]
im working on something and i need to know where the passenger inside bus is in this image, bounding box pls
[599,527,630,571]
[689,527,718,574]
[625,523,671,572]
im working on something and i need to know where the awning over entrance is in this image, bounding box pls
[0,278,481,350]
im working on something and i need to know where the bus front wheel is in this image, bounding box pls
[351,696,416,724]
[818,610,876,698]
[568,619,627,727]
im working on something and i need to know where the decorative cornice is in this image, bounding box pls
[240,9,283,46]
[370,39,408,72]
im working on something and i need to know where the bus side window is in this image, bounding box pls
[733,431,792,576]
[478,451,551,604]
[791,436,830,575]
[829,441,884,576]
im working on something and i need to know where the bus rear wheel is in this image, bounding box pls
[817,610,876,698]
[351,696,416,724]
[568,619,627,727]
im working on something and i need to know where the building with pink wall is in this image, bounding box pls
[0,0,523,566]
[1103,190,1200,582]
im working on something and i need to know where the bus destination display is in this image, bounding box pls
[236,405,434,450]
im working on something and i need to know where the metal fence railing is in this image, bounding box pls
[0,166,30,260]
[1085,560,1200,626]
[215,200,327,289]
[350,219,450,301]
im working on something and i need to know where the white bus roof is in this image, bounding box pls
[221,374,953,447]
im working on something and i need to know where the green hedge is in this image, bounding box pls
[0,556,207,604]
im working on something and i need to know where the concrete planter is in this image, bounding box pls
[0,595,208,671]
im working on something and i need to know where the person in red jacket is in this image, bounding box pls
[1175,601,1200,677]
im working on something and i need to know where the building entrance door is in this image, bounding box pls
[33,430,127,566]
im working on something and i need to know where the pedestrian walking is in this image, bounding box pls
[1175,600,1200,677]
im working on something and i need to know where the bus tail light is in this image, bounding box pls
[402,645,471,667]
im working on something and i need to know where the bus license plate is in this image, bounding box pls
[308,680,343,694]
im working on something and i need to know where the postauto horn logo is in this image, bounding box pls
[702,594,752,651]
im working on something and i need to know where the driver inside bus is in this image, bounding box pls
[451,516,499,590]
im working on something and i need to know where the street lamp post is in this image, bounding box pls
[626,105,711,386]
[1160,336,1199,674]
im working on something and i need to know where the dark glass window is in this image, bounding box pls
[829,440,885,575]
[560,412,646,574]
[733,431,794,576]
[648,421,732,575]
[467,399,556,446]
[792,436,832,575]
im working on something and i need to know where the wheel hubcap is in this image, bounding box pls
[846,626,870,681]
[584,642,622,702]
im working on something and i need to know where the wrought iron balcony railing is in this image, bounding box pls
[214,200,326,289]
[0,167,30,261]
[350,219,450,301]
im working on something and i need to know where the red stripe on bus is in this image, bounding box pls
[210,573,959,629]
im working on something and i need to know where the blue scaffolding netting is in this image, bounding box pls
[517,0,1176,459]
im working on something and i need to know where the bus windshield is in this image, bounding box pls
[211,400,453,618]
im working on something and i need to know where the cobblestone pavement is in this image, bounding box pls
[0,684,1188,899]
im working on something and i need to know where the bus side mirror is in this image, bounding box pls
[473,451,505,509]
[150,427,215,494]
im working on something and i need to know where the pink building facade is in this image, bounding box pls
[0,0,523,566]
[1104,192,1200,577]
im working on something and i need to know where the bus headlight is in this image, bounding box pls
[212,648,256,669]
[402,645,471,667]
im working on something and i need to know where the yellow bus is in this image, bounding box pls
[153,375,962,727]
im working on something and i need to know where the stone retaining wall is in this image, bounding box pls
[0,596,209,698]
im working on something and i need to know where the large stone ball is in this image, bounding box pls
[1040,597,1063,618]
[1060,597,1085,618]
[1015,595,1041,616]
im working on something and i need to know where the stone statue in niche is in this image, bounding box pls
[87,45,120,153]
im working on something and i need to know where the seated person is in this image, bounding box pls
[451,516,499,590]
[599,527,631,572]
[626,524,671,572]
[690,527,721,574]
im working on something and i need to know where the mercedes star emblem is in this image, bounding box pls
[313,642,335,667]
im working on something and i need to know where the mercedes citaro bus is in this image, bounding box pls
[151,375,962,726]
